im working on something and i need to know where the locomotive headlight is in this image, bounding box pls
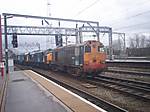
[85,61,89,65]
[102,61,105,64]
[100,61,105,64]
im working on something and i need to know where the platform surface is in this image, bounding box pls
[5,70,70,112]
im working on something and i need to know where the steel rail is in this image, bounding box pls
[87,77,150,102]
[107,69,150,76]
[98,75,150,90]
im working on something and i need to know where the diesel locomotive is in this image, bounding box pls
[16,40,106,77]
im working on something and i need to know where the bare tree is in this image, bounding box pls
[129,37,135,48]
[112,39,122,51]
[140,35,146,48]
[129,34,147,48]
[146,36,150,47]
[135,34,140,48]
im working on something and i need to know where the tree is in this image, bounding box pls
[140,35,146,48]
[129,34,147,48]
[135,34,140,48]
[146,37,150,47]
[129,37,135,48]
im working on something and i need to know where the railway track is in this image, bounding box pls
[17,65,127,112]
[106,60,150,69]
[87,75,150,102]
[107,68,150,76]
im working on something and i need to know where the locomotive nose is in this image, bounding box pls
[92,54,98,62]
[93,57,96,62]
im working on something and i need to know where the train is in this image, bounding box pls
[15,40,107,77]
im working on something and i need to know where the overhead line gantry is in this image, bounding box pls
[2,13,121,73]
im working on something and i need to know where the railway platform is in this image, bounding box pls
[2,70,106,112]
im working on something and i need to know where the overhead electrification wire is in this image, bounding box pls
[111,9,150,26]
[110,0,150,25]
[111,1,150,32]
[114,21,150,30]
[75,0,100,17]
[126,9,150,19]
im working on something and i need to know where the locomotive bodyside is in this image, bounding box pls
[44,49,53,64]
[24,53,31,65]
[52,46,81,72]
[17,55,25,63]
[51,40,106,77]
[46,53,53,64]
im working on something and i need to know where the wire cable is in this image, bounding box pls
[109,0,150,25]
[75,0,100,17]
[114,21,150,30]
[111,9,150,26]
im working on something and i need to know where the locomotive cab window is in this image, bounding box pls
[85,45,91,53]
[98,46,104,52]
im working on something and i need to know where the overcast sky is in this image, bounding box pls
[1,0,150,33]
[1,0,150,52]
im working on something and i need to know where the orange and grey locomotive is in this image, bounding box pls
[16,40,106,77]
[52,40,106,77]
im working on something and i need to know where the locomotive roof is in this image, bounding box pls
[55,40,103,50]
[30,50,44,55]
[43,49,53,55]
[20,40,103,54]
[17,53,26,56]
